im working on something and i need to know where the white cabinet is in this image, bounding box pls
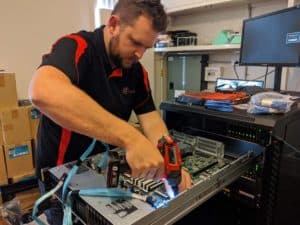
[161,0,201,13]
[161,0,265,15]
[154,44,240,53]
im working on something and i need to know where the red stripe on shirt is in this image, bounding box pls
[141,66,150,92]
[67,34,88,64]
[66,34,88,84]
[108,68,123,78]
[56,128,72,166]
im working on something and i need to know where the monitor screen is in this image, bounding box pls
[215,78,264,92]
[240,5,300,66]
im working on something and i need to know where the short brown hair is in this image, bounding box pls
[112,0,168,32]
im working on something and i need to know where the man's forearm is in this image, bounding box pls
[29,66,143,149]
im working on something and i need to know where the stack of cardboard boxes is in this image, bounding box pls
[0,73,40,186]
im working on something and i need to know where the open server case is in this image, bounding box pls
[45,100,300,225]
[46,131,260,225]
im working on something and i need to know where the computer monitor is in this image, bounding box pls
[239,5,300,91]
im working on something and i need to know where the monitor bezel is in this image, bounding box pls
[239,5,300,67]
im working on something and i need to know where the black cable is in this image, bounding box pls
[272,134,300,154]
[233,62,274,82]
[253,69,275,81]
[231,61,281,90]
[264,66,268,87]
[233,62,240,80]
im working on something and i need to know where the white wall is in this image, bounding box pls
[168,1,286,45]
[1,0,299,100]
[0,0,96,99]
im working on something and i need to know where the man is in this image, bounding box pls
[29,0,191,224]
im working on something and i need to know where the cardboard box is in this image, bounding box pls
[27,105,40,141]
[0,126,3,146]
[0,147,8,185]
[0,73,18,110]
[15,187,40,214]
[0,107,32,144]
[3,141,34,178]
[0,217,9,225]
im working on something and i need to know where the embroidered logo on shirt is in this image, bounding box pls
[121,87,135,95]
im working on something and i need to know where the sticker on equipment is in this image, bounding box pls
[106,199,137,218]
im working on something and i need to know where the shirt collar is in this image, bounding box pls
[94,25,116,75]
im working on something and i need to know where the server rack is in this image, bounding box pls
[160,101,300,225]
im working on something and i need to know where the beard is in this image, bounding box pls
[108,35,136,69]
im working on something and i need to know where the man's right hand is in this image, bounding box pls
[125,136,165,180]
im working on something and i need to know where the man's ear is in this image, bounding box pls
[107,15,121,36]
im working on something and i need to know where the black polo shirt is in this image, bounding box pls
[36,26,156,177]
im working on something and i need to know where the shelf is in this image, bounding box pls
[0,177,38,202]
[162,0,267,16]
[154,44,240,53]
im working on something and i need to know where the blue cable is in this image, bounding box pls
[32,175,67,225]
[32,139,96,225]
[79,138,97,161]
[62,165,78,203]
[79,188,133,197]
[62,140,110,225]
[205,100,233,112]
[97,142,109,169]
[61,138,105,225]
[63,191,74,225]
[34,138,131,225]
[62,139,97,202]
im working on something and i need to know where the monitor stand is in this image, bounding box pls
[273,66,282,92]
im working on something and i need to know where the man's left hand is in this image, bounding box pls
[178,168,192,192]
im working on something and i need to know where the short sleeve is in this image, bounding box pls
[133,64,156,115]
[40,34,88,85]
